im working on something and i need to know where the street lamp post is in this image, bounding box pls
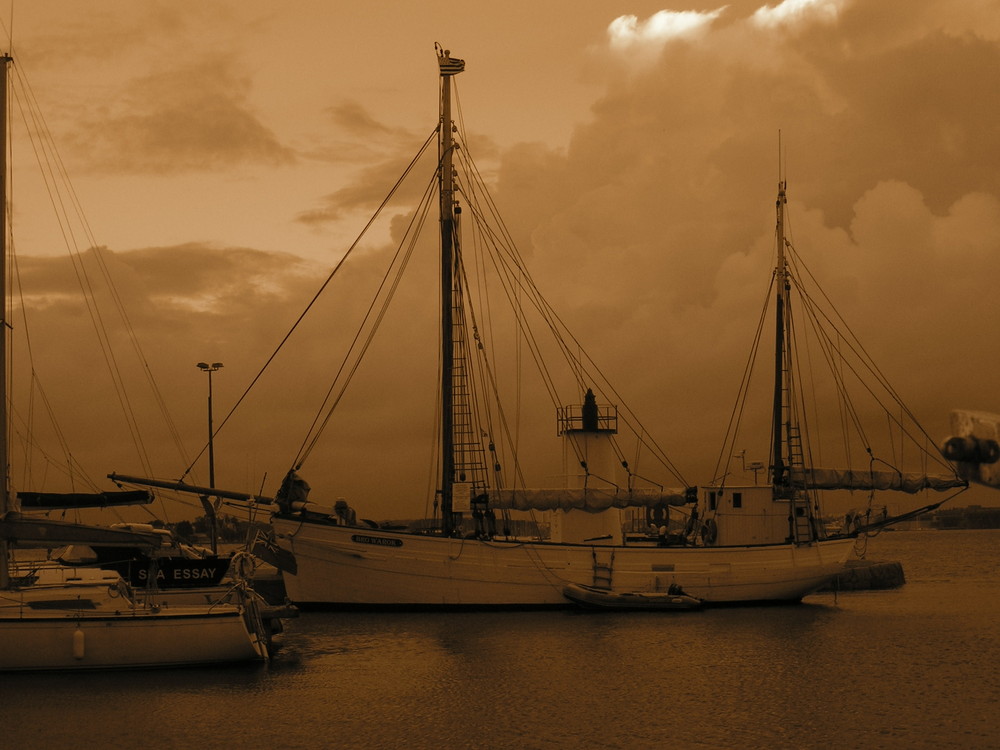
[197,361,223,552]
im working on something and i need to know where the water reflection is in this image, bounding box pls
[2,531,997,749]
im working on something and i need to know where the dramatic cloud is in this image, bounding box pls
[10,0,1000,520]
[68,57,295,174]
[608,8,727,54]
[476,0,1000,510]
[751,0,846,30]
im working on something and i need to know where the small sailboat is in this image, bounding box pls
[112,47,965,608]
[21,492,231,593]
[1,523,270,671]
[0,55,270,670]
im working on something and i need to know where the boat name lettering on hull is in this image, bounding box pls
[351,534,403,548]
[137,567,220,582]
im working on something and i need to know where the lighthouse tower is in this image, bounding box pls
[549,389,624,544]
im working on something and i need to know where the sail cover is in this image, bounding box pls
[0,516,163,548]
[16,490,154,510]
[486,487,690,512]
[793,468,966,494]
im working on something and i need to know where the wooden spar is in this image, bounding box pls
[107,472,274,505]
[771,180,788,490]
[437,47,463,535]
[0,55,11,589]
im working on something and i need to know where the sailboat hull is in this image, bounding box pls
[0,608,267,671]
[0,568,269,671]
[272,518,854,607]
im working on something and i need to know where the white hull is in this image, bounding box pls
[272,518,855,606]
[0,568,269,671]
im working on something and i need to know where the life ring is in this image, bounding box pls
[231,552,256,580]
[981,439,1000,465]
[700,518,718,545]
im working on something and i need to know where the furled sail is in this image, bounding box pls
[0,516,163,548]
[16,490,154,510]
[486,487,691,512]
[791,468,966,494]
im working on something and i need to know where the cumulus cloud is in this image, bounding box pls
[480,0,1000,509]
[608,8,728,54]
[751,0,847,30]
[14,0,1000,518]
[68,57,295,174]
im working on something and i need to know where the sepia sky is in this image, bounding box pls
[5,0,1000,523]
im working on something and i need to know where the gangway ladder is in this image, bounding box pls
[591,549,615,590]
[786,424,814,543]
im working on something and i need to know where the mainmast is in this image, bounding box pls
[771,180,788,492]
[437,45,464,535]
[0,55,11,588]
[771,180,816,543]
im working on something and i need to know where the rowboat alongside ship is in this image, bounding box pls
[562,583,703,611]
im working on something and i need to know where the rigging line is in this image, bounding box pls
[20,64,194,477]
[784,291,823,489]
[464,200,687,480]
[713,275,774,483]
[792,281,871,453]
[467,201,588,391]
[10,66,157,477]
[451,178,566,412]
[789,287,825,479]
[6,152,127,493]
[453,248,537,490]
[296,172,439,468]
[785,248,874,439]
[452,145,574,362]
[453,145,528,476]
[454,214,584,413]
[788,256,955,476]
[786,238,928,430]
[456,132,686,483]
[8,391,97,491]
[454,182,589,412]
[179,127,438,481]
[460,176,507,480]
[790,264,939,469]
[448,203,536,493]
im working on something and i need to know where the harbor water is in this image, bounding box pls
[2,529,998,749]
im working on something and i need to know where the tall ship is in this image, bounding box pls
[112,47,964,607]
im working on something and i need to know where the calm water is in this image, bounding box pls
[2,530,998,749]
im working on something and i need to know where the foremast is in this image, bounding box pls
[437,46,465,536]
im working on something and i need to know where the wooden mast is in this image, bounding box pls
[437,46,464,535]
[771,180,788,493]
[0,54,11,588]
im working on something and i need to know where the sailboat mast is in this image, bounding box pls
[437,47,464,535]
[771,181,788,490]
[0,55,11,588]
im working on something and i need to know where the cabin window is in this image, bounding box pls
[708,491,717,510]
[732,492,743,509]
